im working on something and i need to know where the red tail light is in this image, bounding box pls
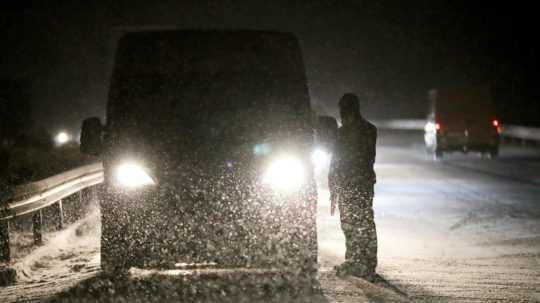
[435,122,441,131]
[492,120,501,134]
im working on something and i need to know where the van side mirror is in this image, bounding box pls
[80,117,103,156]
[316,116,338,150]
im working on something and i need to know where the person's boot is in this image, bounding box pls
[334,261,363,276]
[335,262,375,281]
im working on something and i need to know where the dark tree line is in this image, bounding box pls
[0,79,32,197]
[0,79,32,146]
[0,79,54,188]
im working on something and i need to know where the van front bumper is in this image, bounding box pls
[99,179,317,270]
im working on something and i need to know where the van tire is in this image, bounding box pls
[101,246,130,275]
[295,229,318,290]
[100,229,132,275]
[289,202,318,284]
[434,150,443,160]
[100,205,133,275]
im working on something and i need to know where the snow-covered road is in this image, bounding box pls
[1,131,539,302]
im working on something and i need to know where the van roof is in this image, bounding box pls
[112,30,305,77]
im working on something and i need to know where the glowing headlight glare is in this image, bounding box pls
[55,132,70,145]
[263,156,305,192]
[424,122,438,132]
[115,163,155,188]
[311,148,330,168]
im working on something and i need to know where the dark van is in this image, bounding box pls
[424,86,500,159]
[81,30,336,277]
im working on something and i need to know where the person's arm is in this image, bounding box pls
[328,141,339,216]
[367,125,377,185]
[370,126,377,165]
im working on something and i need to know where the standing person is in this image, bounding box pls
[329,93,378,279]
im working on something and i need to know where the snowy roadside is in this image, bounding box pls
[0,210,101,302]
[317,148,540,303]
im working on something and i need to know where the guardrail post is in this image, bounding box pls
[0,221,10,262]
[79,190,85,219]
[33,210,43,245]
[91,185,98,205]
[55,200,64,230]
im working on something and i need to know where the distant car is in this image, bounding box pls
[424,86,500,159]
[80,30,338,278]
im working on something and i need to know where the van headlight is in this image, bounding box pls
[115,162,155,188]
[311,148,330,169]
[262,156,306,192]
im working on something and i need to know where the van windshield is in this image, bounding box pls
[110,73,303,145]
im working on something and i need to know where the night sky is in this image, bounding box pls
[1,1,539,133]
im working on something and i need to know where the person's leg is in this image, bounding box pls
[357,187,377,275]
[337,187,377,277]
[338,197,354,262]
[337,189,367,275]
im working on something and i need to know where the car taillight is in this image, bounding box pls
[492,119,501,134]
[435,122,441,131]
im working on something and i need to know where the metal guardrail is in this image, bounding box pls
[1,163,104,221]
[500,125,540,141]
[0,163,104,262]
[374,119,540,142]
[373,119,426,130]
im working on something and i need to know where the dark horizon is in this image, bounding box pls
[1,1,539,133]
